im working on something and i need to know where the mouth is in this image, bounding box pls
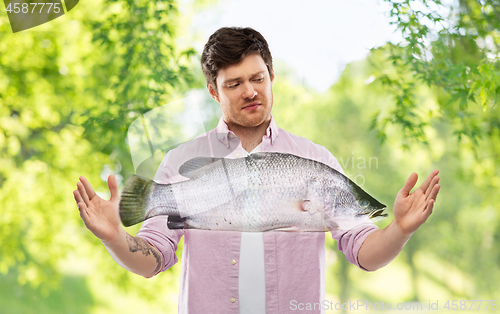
[242,102,261,110]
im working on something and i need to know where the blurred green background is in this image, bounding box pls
[0,0,499,313]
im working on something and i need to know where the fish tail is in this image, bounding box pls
[120,175,154,227]
[167,215,187,229]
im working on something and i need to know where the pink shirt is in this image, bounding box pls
[137,115,378,313]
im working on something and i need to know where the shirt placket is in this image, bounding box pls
[261,132,280,312]
[263,231,279,312]
[227,137,246,312]
[229,233,241,312]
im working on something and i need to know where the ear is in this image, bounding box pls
[207,83,220,103]
[270,70,275,84]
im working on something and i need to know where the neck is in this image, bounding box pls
[226,118,271,153]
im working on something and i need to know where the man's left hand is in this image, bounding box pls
[393,170,441,236]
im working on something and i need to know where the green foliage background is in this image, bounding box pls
[0,0,498,313]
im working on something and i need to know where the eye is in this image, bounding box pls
[360,199,370,207]
[228,83,239,88]
[254,77,264,82]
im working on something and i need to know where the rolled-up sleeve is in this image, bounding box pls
[135,147,187,275]
[136,215,184,274]
[330,222,379,270]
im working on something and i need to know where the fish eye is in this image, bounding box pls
[360,199,369,207]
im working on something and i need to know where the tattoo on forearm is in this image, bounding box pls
[126,234,162,275]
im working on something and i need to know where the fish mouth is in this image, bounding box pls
[242,102,261,110]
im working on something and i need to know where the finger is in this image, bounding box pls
[77,181,90,205]
[74,190,89,216]
[108,174,119,201]
[419,169,439,193]
[77,201,90,221]
[424,199,435,214]
[399,172,418,197]
[73,189,84,204]
[80,176,97,200]
[426,184,441,202]
[424,175,440,198]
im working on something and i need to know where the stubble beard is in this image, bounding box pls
[225,91,273,129]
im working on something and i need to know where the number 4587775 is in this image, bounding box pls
[6,3,62,14]
[443,300,498,311]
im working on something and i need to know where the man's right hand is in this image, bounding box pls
[73,175,121,243]
[73,175,163,277]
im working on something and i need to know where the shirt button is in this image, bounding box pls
[231,297,236,303]
[231,259,236,265]
[229,133,235,139]
[236,152,240,158]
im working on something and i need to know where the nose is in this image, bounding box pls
[242,82,257,100]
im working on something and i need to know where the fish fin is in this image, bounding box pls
[325,220,340,231]
[273,226,302,232]
[301,200,324,215]
[273,225,330,232]
[178,157,223,178]
[300,201,309,212]
[303,178,323,215]
[167,215,187,229]
[120,175,154,227]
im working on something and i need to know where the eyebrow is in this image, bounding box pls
[222,71,266,85]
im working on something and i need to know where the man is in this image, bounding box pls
[74,27,441,313]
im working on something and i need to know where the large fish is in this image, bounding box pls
[119,152,387,231]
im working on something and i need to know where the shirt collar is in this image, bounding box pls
[216,114,280,147]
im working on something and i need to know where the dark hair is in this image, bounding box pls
[201,27,273,91]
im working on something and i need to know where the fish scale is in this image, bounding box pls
[119,152,387,231]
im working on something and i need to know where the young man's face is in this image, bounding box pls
[208,54,275,130]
